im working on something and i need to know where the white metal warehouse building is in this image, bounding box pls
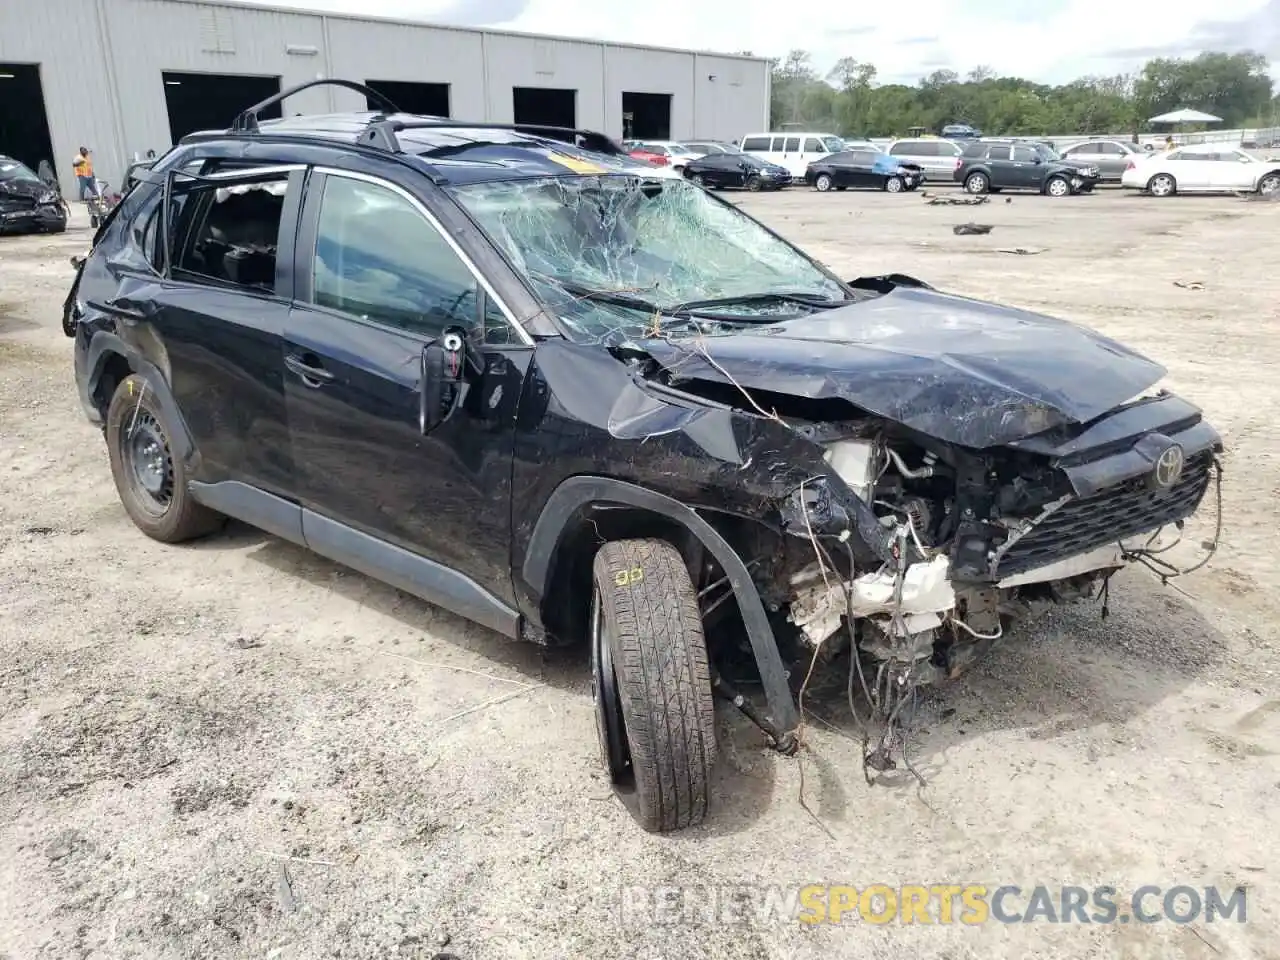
[0,0,771,195]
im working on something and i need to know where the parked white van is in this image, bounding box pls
[740,132,845,180]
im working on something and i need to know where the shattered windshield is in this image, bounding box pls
[0,160,40,183]
[451,175,849,342]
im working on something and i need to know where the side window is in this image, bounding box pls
[1012,145,1036,162]
[1096,142,1122,156]
[740,136,769,152]
[783,137,801,152]
[169,173,288,293]
[1166,150,1184,161]
[310,175,487,340]
[915,142,939,157]
[889,142,908,156]
[803,137,824,152]
[986,145,1012,161]
[1062,143,1085,156]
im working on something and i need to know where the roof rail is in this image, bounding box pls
[232,79,401,133]
[356,119,626,157]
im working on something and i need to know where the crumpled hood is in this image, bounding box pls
[0,177,48,200]
[641,285,1166,448]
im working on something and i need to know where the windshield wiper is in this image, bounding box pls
[671,291,851,312]
[547,278,664,314]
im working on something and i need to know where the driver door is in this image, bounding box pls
[284,168,531,625]
[1211,151,1254,190]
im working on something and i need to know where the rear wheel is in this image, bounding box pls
[105,374,223,543]
[1258,173,1280,195]
[689,172,705,187]
[814,172,833,192]
[884,175,904,193]
[590,539,717,833]
[964,171,989,194]
[1148,173,1176,197]
[1045,176,1071,197]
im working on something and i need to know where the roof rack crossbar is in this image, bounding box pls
[356,119,626,156]
[232,79,401,133]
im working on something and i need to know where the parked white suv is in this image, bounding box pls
[740,131,844,180]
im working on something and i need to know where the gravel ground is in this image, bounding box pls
[1,186,1278,960]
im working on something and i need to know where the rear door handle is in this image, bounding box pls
[285,353,335,387]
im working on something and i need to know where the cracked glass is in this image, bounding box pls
[450,175,847,342]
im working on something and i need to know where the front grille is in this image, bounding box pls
[995,452,1214,577]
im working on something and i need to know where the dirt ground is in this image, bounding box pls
[2,186,1278,960]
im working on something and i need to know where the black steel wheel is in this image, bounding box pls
[591,538,717,832]
[105,374,223,542]
[591,586,631,781]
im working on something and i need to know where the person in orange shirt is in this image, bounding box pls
[71,146,98,201]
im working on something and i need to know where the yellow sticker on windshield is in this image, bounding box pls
[546,151,607,174]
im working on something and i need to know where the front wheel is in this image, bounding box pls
[590,539,717,833]
[1258,173,1280,195]
[1045,176,1071,197]
[689,173,705,187]
[745,176,763,192]
[814,172,833,192]
[964,172,989,194]
[884,175,904,193]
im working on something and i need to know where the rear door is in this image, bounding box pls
[283,166,530,616]
[983,144,1014,186]
[1009,144,1041,188]
[138,161,305,496]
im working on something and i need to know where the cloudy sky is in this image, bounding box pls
[226,0,1278,84]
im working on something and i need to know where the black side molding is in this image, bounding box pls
[189,479,521,640]
[302,510,521,640]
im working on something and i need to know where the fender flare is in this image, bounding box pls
[523,475,800,740]
[83,331,197,465]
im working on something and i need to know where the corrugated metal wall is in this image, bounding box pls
[0,0,770,196]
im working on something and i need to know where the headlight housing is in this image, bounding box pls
[38,190,58,204]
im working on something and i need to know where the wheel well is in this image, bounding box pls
[540,505,700,647]
[93,352,134,418]
[538,503,777,650]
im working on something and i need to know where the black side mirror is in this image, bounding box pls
[419,330,467,434]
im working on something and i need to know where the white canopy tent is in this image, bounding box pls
[1148,108,1223,124]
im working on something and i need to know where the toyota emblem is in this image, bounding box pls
[1151,444,1185,489]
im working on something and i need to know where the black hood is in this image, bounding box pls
[641,286,1165,448]
[0,177,48,200]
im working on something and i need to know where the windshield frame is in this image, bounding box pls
[447,172,856,343]
[0,158,41,183]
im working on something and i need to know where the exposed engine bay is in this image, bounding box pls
[702,412,1221,779]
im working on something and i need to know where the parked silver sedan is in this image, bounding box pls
[1059,138,1144,181]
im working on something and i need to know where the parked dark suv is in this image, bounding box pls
[65,81,1222,833]
[956,139,1100,196]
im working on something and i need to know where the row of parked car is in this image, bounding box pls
[622,134,1280,199]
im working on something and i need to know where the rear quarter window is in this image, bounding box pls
[741,136,770,151]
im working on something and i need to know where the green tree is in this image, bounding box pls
[767,49,1276,138]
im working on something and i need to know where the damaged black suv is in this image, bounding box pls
[66,81,1223,833]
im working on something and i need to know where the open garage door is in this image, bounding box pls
[0,64,56,174]
[513,87,576,129]
[364,80,450,118]
[621,92,671,140]
[163,71,281,142]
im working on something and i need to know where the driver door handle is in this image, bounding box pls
[285,353,335,386]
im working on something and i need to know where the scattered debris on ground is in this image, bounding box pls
[953,223,994,235]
